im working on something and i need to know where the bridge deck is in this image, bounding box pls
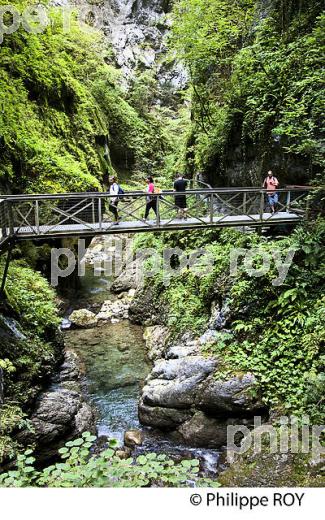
[12,211,301,239]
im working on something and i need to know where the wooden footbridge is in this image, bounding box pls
[0,185,316,293]
[0,187,313,247]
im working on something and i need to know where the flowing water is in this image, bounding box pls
[65,321,151,444]
[63,266,221,475]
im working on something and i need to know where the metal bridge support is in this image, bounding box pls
[286,191,291,212]
[0,240,14,299]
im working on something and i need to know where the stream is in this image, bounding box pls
[62,264,221,476]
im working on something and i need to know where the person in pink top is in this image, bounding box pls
[144,176,157,220]
[263,170,279,213]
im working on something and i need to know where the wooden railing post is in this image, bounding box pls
[243,192,247,215]
[210,194,214,223]
[259,190,264,221]
[35,200,40,235]
[286,190,291,213]
[91,197,95,224]
[8,201,14,236]
[156,194,160,227]
[0,200,7,240]
[98,197,102,231]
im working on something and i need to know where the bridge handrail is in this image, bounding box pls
[0,186,318,202]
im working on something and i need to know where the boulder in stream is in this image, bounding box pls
[69,309,98,329]
[15,350,96,462]
[110,259,139,293]
[141,357,217,409]
[124,429,144,448]
[143,325,170,361]
[177,411,251,448]
[198,373,265,415]
[97,298,130,322]
[16,388,95,448]
[138,332,266,447]
[139,401,192,429]
[129,285,167,325]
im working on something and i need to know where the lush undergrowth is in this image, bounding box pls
[0,432,217,488]
[134,220,325,421]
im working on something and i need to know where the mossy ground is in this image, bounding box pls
[218,448,325,487]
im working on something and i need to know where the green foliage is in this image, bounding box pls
[171,0,255,79]
[2,260,59,335]
[135,227,262,336]
[171,0,325,177]
[0,432,219,488]
[0,405,30,463]
[0,325,57,405]
[0,1,106,192]
[165,273,209,334]
[0,405,27,437]
[0,1,176,193]
[232,11,325,169]
[91,72,170,180]
[0,261,60,460]
[204,222,325,419]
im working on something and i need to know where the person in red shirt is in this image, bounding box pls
[263,171,279,213]
[144,176,158,220]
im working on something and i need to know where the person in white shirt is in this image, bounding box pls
[109,176,120,224]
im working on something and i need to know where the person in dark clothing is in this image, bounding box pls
[144,176,158,220]
[174,175,188,219]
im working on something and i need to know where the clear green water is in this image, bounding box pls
[65,321,151,444]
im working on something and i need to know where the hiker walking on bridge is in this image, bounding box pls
[174,174,188,220]
[109,176,120,225]
[263,171,279,214]
[144,176,158,220]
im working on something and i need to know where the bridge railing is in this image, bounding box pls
[0,187,315,238]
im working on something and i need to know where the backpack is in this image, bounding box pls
[118,185,125,196]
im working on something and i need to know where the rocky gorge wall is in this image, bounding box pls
[16,350,96,464]
[102,0,186,90]
[0,303,95,466]
[171,0,324,186]
[71,0,187,94]
[79,0,324,188]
